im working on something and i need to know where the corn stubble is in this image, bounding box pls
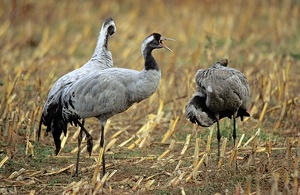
[0,0,300,194]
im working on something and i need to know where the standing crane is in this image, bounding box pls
[61,33,174,176]
[186,59,250,158]
[38,18,116,163]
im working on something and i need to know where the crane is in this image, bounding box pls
[60,33,174,176]
[186,59,250,158]
[38,18,116,163]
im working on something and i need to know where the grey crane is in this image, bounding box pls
[186,59,250,158]
[60,33,174,177]
[38,17,116,162]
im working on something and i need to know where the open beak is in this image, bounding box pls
[160,37,175,52]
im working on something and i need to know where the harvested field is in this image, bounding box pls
[0,0,300,194]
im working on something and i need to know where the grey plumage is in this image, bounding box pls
[63,68,161,121]
[61,33,174,177]
[186,59,250,157]
[38,17,116,160]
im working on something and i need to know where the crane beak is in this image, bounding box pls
[160,37,175,52]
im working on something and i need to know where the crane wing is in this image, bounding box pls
[62,71,134,122]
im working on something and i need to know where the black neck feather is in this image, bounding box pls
[104,33,109,49]
[144,49,159,71]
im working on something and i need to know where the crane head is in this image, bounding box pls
[142,33,175,54]
[103,17,116,36]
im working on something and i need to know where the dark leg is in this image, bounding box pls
[80,119,93,156]
[232,117,237,147]
[100,124,106,177]
[74,124,83,177]
[75,120,93,176]
[216,115,221,160]
[232,116,238,170]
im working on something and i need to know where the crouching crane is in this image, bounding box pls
[186,59,250,158]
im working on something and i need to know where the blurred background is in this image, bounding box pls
[0,0,299,193]
[1,0,299,131]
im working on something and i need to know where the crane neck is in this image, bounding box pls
[91,29,109,59]
[143,49,159,71]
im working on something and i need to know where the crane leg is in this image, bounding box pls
[74,119,93,176]
[233,117,236,147]
[232,116,238,170]
[80,119,93,156]
[74,123,83,177]
[100,124,106,177]
[216,115,221,160]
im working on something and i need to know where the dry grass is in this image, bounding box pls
[0,0,300,194]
